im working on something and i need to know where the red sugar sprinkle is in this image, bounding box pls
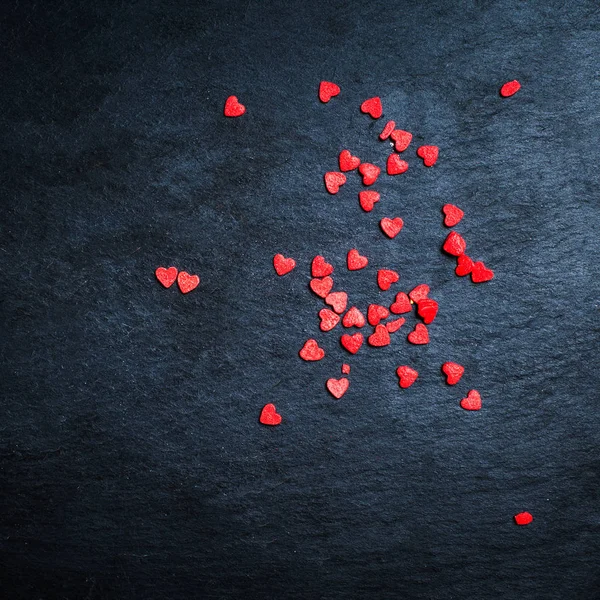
[396,365,418,388]
[514,511,533,526]
[311,255,334,277]
[443,231,467,256]
[325,291,348,314]
[339,149,361,172]
[273,254,296,276]
[500,80,521,97]
[340,332,364,354]
[417,145,439,167]
[155,266,178,288]
[368,324,391,347]
[409,284,429,303]
[324,171,347,194]
[299,339,325,361]
[342,306,366,328]
[377,269,399,291]
[442,204,464,227]
[360,97,383,118]
[407,323,429,345]
[417,298,438,324]
[460,390,481,411]
[368,304,389,326]
[455,254,474,276]
[177,271,200,294]
[259,403,282,426]
[319,308,340,332]
[359,190,380,212]
[387,154,409,175]
[380,217,403,238]
[471,261,494,283]
[390,130,412,152]
[442,362,465,385]
[359,163,381,186]
[347,249,368,270]
[310,276,334,298]
[224,95,246,117]
[385,317,405,333]
[341,363,351,375]
[319,81,341,103]
[379,120,396,140]
[327,377,349,399]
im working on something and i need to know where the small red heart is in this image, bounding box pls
[360,96,382,119]
[514,511,533,526]
[379,120,396,140]
[377,269,399,291]
[359,190,380,212]
[310,276,334,298]
[460,389,481,411]
[471,261,494,283]
[340,332,363,354]
[359,162,381,186]
[155,266,178,288]
[327,377,349,399]
[380,217,403,238]
[319,80,340,103]
[442,204,464,227]
[342,306,365,328]
[409,284,430,303]
[341,363,351,375]
[177,271,200,294]
[368,324,391,347]
[319,308,340,332]
[367,304,389,326]
[224,95,246,117]
[500,80,521,98]
[312,255,333,277]
[455,254,474,277]
[417,298,438,324]
[396,365,418,388]
[407,323,429,345]
[417,145,439,167]
[325,291,348,314]
[390,130,412,152]
[387,154,409,176]
[390,292,411,314]
[386,317,405,333]
[299,339,325,361]
[443,231,467,256]
[339,149,361,172]
[324,171,347,194]
[273,254,296,276]
[442,362,464,385]
[259,403,282,426]
[347,249,368,271]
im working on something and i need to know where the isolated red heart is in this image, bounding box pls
[455,254,474,276]
[396,366,418,388]
[417,145,439,167]
[471,261,494,283]
[442,362,464,385]
[224,95,246,117]
[342,306,365,328]
[379,120,396,140]
[368,324,391,347]
[273,254,296,276]
[341,363,351,375]
[359,163,381,186]
[368,304,389,326]
[259,403,282,425]
[319,308,340,332]
[409,284,429,303]
[380,217,403,238]
[312,255,333,277]
[340,332,363,354]
[327,377,349,399]
[177,271,200,293]
[325,291,348,314]
[339,149,361,172]
[442,203,464,227]
[387,154,409,175]
[359,191,380,212]
[155,266,178,288]
[299,339,325,361]
[385,317,405,333]
[347,249,368,270]
[360,96,383,118]
[390,129,412,152]
[407,323,429,345]
[319,80,340,103]
[390,292,411,314]
[443,231,467,256]
[377,269,399,291]
[514,511,533,526]
[460,389,481,411]
[417,298,439,324]
[324,171,347,194]
[310,276,334,298]
[500,80,521,98]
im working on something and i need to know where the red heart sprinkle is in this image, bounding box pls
[390,130,413,152]
[417,145,439,167]
[360,96,383,118]
[368,324,391,347]
[377,269,399,291]
[325,291,348,314]
[312,255,333,277]
[385,317,405,333]
[409,284,429,303]
[443,231,467,256]
[455,254,474,276]
[359,191,380,212]
[514,511,533,526]
[327,377,349,399]
[379,120,396,140]
[407,323,429,345]
[177,271,200,294]
[359,163,381,186]
[324,171,347,194]
[310,276,334,298]
[442,204,464,227]
[273,254,296,276]
[299,339,325,361]
[319,81,340,103]
[396,365,418,388]
[368,304,389,326]
[442,362,464,385]
[339,149,361,172]
[259,403,282,426]
[500,80,521,98]
[471,261,494,283]
[460,389,481,411]
[319,308,340,332]
[380,217,403,238]
[340,332,363,354]
[342,306,365,328]
[341,363,351,375]
[390,292,411,314]
[387,154,409,175]
[417,298,438,324]
[347,249,368,270]
[224,95,246,117]
[155,266,178,288]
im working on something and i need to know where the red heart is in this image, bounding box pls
[387,154,409,176]
[368,324,391,347]
[390,292,411,314]
[455,254,474,276]
[155,266,178,288]
[324,171,347,194]
[358,163,380,186]
[342,306,365,328]
[386,317,405,333]
[325,291,348,314]
[259,403,282,426]
[224,95,246,117]
[340,332,363,354]
[409,284,429,303]
[380,217,403,238]
[339,149,361,172]
[341,363,351,375]
[471,261,494,283]
[299,339,325,361]
[319,80,340,103]
[407,323,429,345]
[377,269,399,291]
[368,304,389,326]
[312,255,333,277]
[442,362,464,385]
[390,129,412,152]
[443,231,467,256]
[514,511,533,526]
[273,254,296,276]
[417,145,439,167]
[460,389,481,411]
[417,298,438,324]
[310,276,334,298]
[327,377,349,399]
[442,203,464,227]
[396,365,418,388]
[359,191,380,212]
[360,96,382,119]
[500,80,521,98]
[347,249,368,270]
[319,308,340,332]
[379,120,396,140]
[177,271,200,293]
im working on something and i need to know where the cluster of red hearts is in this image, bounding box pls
[155,266,200,294]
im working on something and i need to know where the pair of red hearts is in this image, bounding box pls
[155,267,200,293]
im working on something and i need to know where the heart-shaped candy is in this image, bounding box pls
[155,266,178,288]
[500,80,521,98]
[359,163,381,186]
[224,95,246,117]
[514,511,533,526]
[390,129,412,152]
[368,324,391,347]
[359,191,380,212]
[319,81,340,103]
[442,203,464,227]
[341,363,351,375]
[342,306,365,328]
[443,231,467,256]
[312,255,333,277]
[299,339,325,361]
[471,261,494,283]
[325,291,348,314]
[324,171,347,194]
[310,276,334,298]
[417,298,438,324]
[455,254,474,276]
[396,365,418,388]
[442,362,464,385]
[409,284,429,303]
[387,154,409,175]
[390,292,411,314]
[417,145,439,167]
[385,317,405,333]
[273,254,296,276]
[327,377,349,399]
[380,217,403,238]
[407,323,429,345]
[259,403,282,425]
[460,389,481,411]
[319,308,340,332]
[379,120,396,140]
[340,332,363,354]
[339,149,361,172]
[347,249,368,271]
[177,271,200,293]
[360,96,382,118]
[377,269,399,291]
[367,304,389,326]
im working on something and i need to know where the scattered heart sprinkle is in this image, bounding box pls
[299,339,325,361]
[177,271,200,294]
[396,365,418,388]
[442,362,464,385]
[417,145,439,167]
[310,276,334,298]
[319,81,340,103]
[368,304,389,326]
[387,154,409,175]
[273,254,296,276]
[312,255,334,278]
[325,291,348,314]
[443,231,467,256]
[407,323,429,345]
[390,292,412,314]
[379,120,396,140]
[380,217,403,238]
[442,204,464,227]
[340,332,363,354]
[324,171,347,194]
[224,95,246,117]
[460,389,482,411]
[359,190,380,212]
[360,96,383,119]
[500,80,521,98]
[342,306,366,328]
[359,163,381,186]
[327,377,350,399]
[377,269,400,291]
[259,403,282,426]
[339,149,361,172]
[347,249,368,270]
[155,266,178,288]
[319,308,340,331]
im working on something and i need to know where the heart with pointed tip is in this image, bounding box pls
[319,308,340,332]
[325,291,348,314]
[359,191,380,212]
[177,271,200,293]
[387,154,409,175]
[396,366,418,388]
[324,171,347,194]
[471,261,494,283]
[390,129,412,152]
[319,81,340,103]
[417,298,438,324]
[347,249,368,270]
[273,254,296,276]
[380,217,403,238]
[460,390,481,411]
[340,333,363,354]
[327,377,349,399]
[407,323,429,345]
[442,203,464,227]
[368,304,389,326]
[155,266,178,288]
[360,96,382,118]
[224,95,245,117]
[442,362,464,385]
[368,324,391,347]
[377,269,399,291]
[299,339,325,361]
[342,307,365,328]
[260,403,282,425]
[455,254,474,276]
[417,145,439,167]
[443,231,467,256]
[339,149,361,172]
[359,163,380,186]
[310,276,333,298]
[312,255,333,277]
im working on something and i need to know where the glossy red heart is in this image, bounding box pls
[339,149,361,172]
[368,324,391,347]
[460,389,481,411]
[347,249,368,270]
[409,284,429,303]
[340,332,363,354]
[390,292,411,314]
[259,403,282,426]
[377,269,399,291]
[359,162,380,186]
[155,266,178,288]
[500,80,521,97]
[417,145,439,167]
[342,306,365,328]
[442,362,464,385]
[177,271,200,293]
[396,365,418,388]
[325,291,348,314]
[319,308,340,331]
[360,96,382,118]
[387,154,409,175]
[380,217,403,238]
[299,339,325,361]
[443,231,467,256]
[224,95,246,117]
[327,377,349,399]
[379,120,395,140]
[407,323,429,345]
[417,298,438,324]
[310,276,334,298]
[312,255,333,277]
[455,254,474,276]
[514,511,533,526]
[359,190,380,212]
[341,363,351,375]
[390,129,412,152]
[273,254,296,276]
[324,171,347,194]
[368,304,389,326]
[319,81,340,102]
[442,203,464,227]
[385,317,405,333]
[471,261,494,283]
